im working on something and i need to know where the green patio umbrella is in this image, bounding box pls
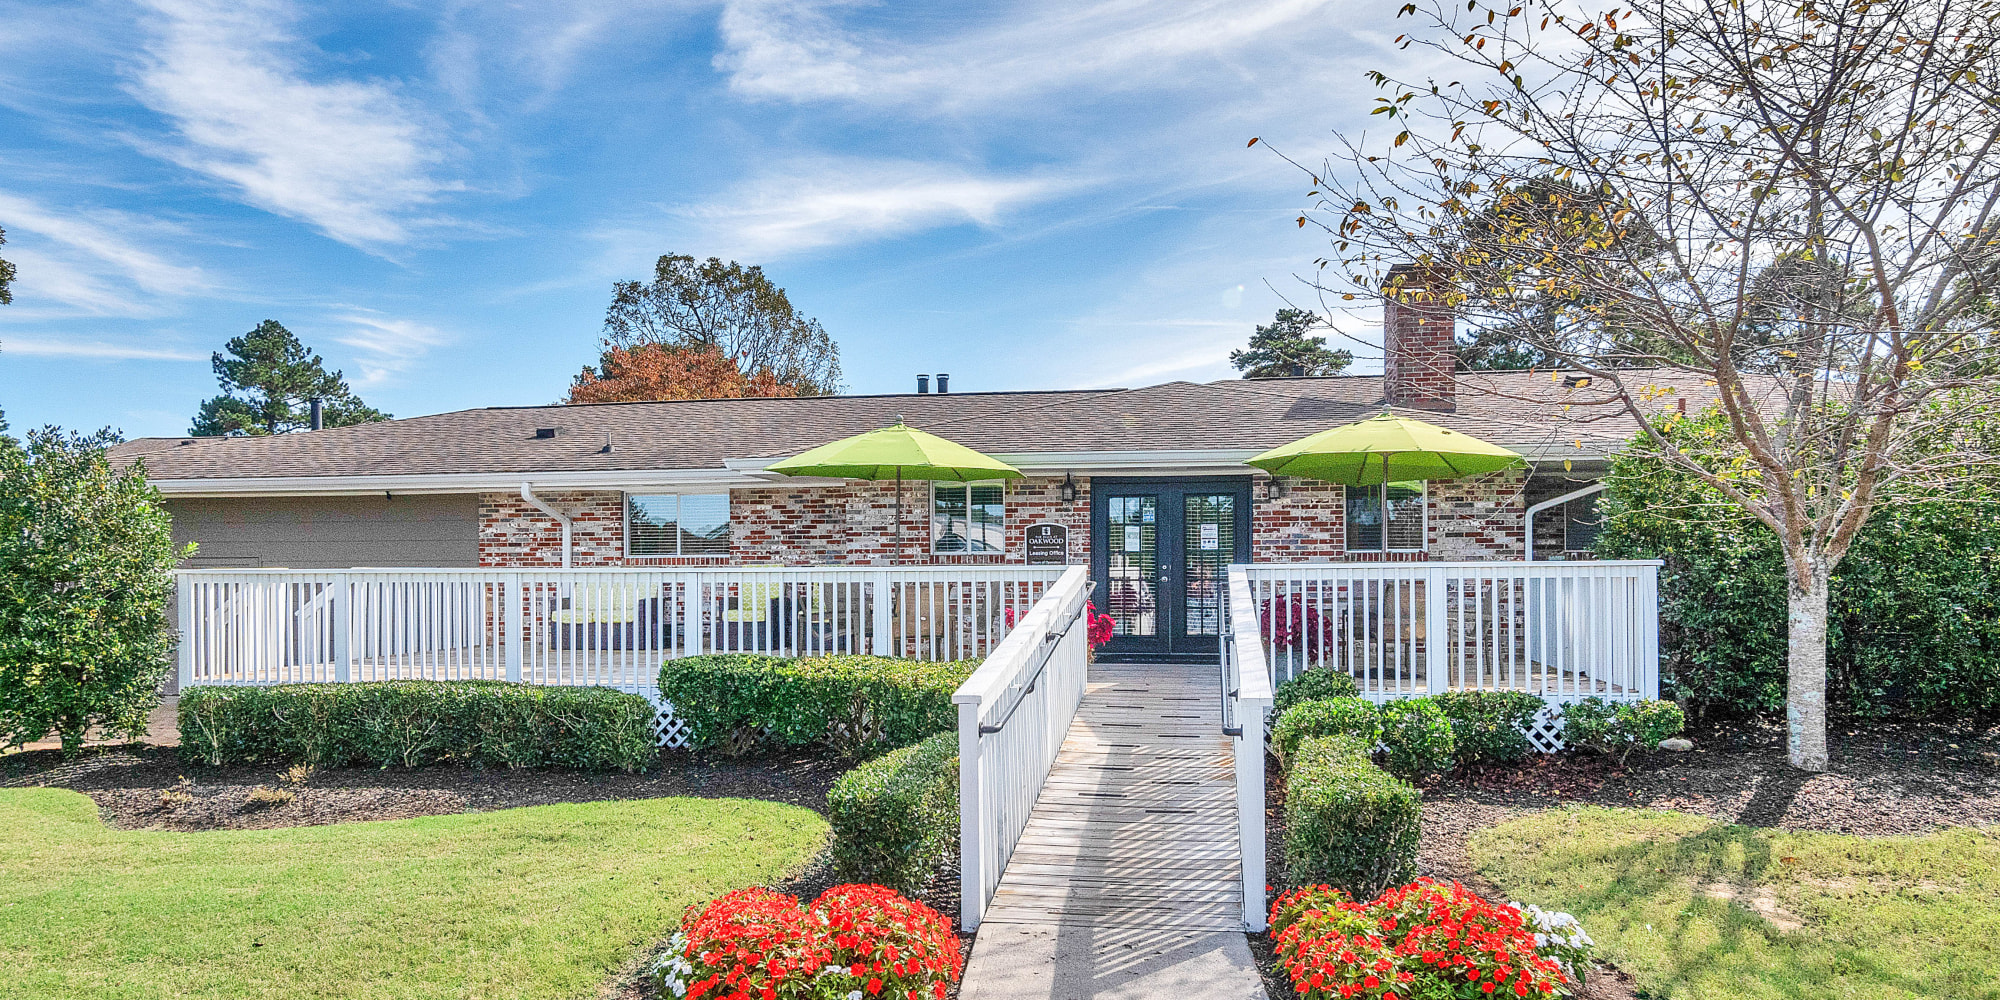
[766,418,1023,562]
[1247,410,1525,486]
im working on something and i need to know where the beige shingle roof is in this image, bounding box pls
[111,370,1751,482]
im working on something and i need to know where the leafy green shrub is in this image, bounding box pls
[1431,691,1546,767]
[826,732,959,892]
[1273,668,1362,717]
[177,681,657,772]
[1376,697,1456,782]
[1271,697,1380,764]
[1598,409,2000,720]
[1283,735,1420,899]
[0,429,188,754]
[1559,697,1687,764]
[658,654,974,755]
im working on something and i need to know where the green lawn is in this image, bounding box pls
[0,788,828,1000]
[1469,807,2000,1000]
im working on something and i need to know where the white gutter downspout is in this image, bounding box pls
[520,481,572,569]
[1524,481,1609,562]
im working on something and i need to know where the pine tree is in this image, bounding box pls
[190,321,389,436]
[1229,309,1354,378]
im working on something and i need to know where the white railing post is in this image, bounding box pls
[1640,563,1661,699]
[957,696,985,932]
[175,576,195,691]
[1227,566,1273,933]
[683,572,704,658]
[871,571,893,656]
[1424,565,1448,695]
[331,572,352,683]
[504,572,523,683]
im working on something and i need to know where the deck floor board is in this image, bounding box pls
[978,663,1245,932]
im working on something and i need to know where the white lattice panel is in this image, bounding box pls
[653,706,693,749]
[1523,704,1568,753]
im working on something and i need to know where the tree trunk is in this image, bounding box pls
[1786,562,1832,772]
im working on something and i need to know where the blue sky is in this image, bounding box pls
[0,0,1402,439]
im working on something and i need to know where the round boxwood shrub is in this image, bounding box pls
[1273,668,1362,717]
[826,732,958,892]
[1282,735,1421,900]
[1271,697,1380,764]
[1431,690,1546,767]
[1376,697,1456,782]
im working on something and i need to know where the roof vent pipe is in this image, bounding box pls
[308,398,323,430]
[916,374,930,393]
[520,481,573,569]
[935,373,949,394]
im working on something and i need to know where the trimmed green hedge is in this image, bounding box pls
[1273,668,1362,717]
[1561,697,1687,764]
[1431,691,1546,767]
[826,732,959,892]
[1376,697,1456,782]
[177,681,658,772]
[658,654,974,755]
[1271,697,1380,765]
[1283,734,1421,900]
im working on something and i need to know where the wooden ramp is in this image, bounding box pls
[980,662,1242,931]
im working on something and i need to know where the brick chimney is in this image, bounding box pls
[1382,263,1457,411]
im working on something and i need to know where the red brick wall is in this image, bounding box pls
[478,470,1527,568]
[479,490,628,567]
[478,477,1092,568]
[1248,470,1526,563]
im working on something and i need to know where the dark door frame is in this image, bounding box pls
[1090,475,1253,663]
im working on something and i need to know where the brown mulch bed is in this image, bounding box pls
[1252,714,2000,999]
[2,744,848,831]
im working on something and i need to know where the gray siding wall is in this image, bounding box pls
[167,495,481,568]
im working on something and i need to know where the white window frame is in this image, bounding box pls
[1342,481,1428,553]
[623,492,732,558]
[931,481,1007,554]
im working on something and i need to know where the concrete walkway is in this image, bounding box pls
[961,663,1266,999]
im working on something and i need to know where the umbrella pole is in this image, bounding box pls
[895,468,904,566]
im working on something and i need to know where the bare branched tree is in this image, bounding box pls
[1261,0,2000,770]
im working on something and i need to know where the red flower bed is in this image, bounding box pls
[1271,880,1569,1000]
[659,884,961,1000]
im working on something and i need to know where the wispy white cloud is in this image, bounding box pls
[0,336,205,361]
[0,190,211,315]
[331,311,449,387]
[657,158,1075,260]
[128,0,456,248]
[716,0,1338,108]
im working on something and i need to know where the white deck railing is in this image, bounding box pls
[953,565,1092,932]
[175,565,1068,745]
[1238,561,1662,703]
[1222,566,1274,932]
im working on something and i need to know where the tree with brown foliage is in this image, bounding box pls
[567,343,803,404]
[1258,0,2000,771]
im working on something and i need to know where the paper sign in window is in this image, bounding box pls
[1124,526,1142,551]
[1199,522,1219,550]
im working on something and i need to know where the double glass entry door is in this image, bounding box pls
[1091,478,1253,661]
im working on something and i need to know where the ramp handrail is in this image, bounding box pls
[953,565,1091,931]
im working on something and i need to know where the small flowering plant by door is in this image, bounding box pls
[1269,879,1581,999]
[652,883,961,1000]
[1003,601,1116,654]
